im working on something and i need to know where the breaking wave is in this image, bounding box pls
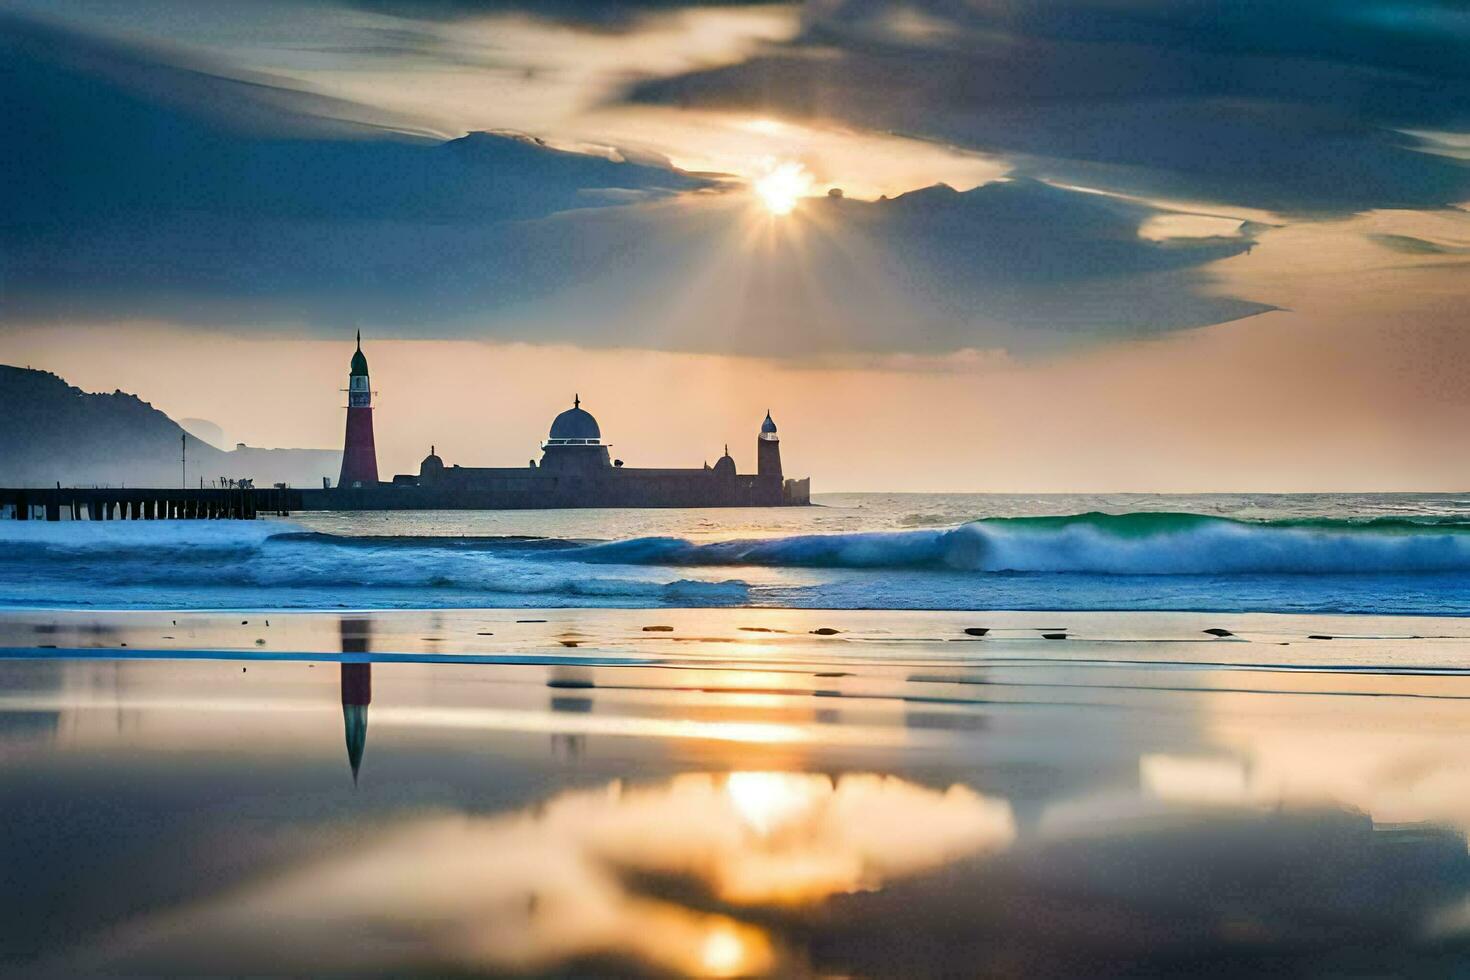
[5,511,1470,613]
[561,512,1470,575]
[0,522,748,608]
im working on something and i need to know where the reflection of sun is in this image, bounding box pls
[699,923,752,976]
[754,161,813,215]
[726,771,821,835]
[127,770,1014,976]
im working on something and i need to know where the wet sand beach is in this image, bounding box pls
[4,607,1470,975]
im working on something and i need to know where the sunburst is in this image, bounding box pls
[754,161,813,215]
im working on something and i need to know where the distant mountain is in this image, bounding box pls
[178,417,225,449]
[0,365,339,487]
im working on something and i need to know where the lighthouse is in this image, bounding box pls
[757,410,782,483]
[338,332,379,488]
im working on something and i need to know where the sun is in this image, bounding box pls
[753,161,813,216]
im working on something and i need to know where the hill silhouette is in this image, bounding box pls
[0,365,338,487]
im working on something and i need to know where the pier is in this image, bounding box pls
[0,486,300,521]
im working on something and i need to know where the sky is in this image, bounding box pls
[0,0,1467,490]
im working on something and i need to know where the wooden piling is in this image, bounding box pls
[2,487,289,521]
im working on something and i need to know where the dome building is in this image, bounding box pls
[712,446,736,479]
[546,397,600,442]
[540,395,611,472]
[419,446,444,479]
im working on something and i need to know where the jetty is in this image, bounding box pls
[0,486,299,521]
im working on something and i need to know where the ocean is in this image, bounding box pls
[7,497,1470,975]
[5,491,1470,614]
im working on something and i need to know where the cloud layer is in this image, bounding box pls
[349,0,790,31]
[0,12,1270,355]
[628,0,1470,214]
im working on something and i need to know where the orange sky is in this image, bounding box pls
[2,2,1468,491]
[5,224,1468,492]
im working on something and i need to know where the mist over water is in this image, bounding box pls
[5,493,1470,614]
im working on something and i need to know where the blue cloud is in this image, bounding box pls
[0,13,1271,355]
[627,0,1470,215]
[347,0,788,30]
[0,16,704,228]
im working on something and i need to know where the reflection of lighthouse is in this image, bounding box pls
[338,331,379,488]
[339,617,372,785]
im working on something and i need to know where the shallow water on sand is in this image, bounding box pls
[5,608,1470,976]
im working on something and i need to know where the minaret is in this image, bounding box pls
[757,410,782,482]
[338,331,379,488]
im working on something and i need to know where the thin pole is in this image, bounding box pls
[181,432,186,489]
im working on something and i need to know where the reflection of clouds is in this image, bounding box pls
[91,772,1011,975]
[575,772,1014,905]
[1141,754,1252,807]
[1144,698,1470,832]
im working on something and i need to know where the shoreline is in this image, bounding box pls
[3,607,1469,669]
[11,603,1470,617]
[6,606,1470,975]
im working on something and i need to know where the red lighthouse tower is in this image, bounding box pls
[338,331,379,488]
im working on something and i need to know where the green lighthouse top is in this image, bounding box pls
[350,330,369,377]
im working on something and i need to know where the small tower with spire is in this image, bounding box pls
[338,331,380,488]
[757,409,782,483]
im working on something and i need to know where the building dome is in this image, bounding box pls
[350,331,369,376]
[761,410,777,435]
[549,395,601,442]
[420,445,444,475]
[712,449,736,477]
